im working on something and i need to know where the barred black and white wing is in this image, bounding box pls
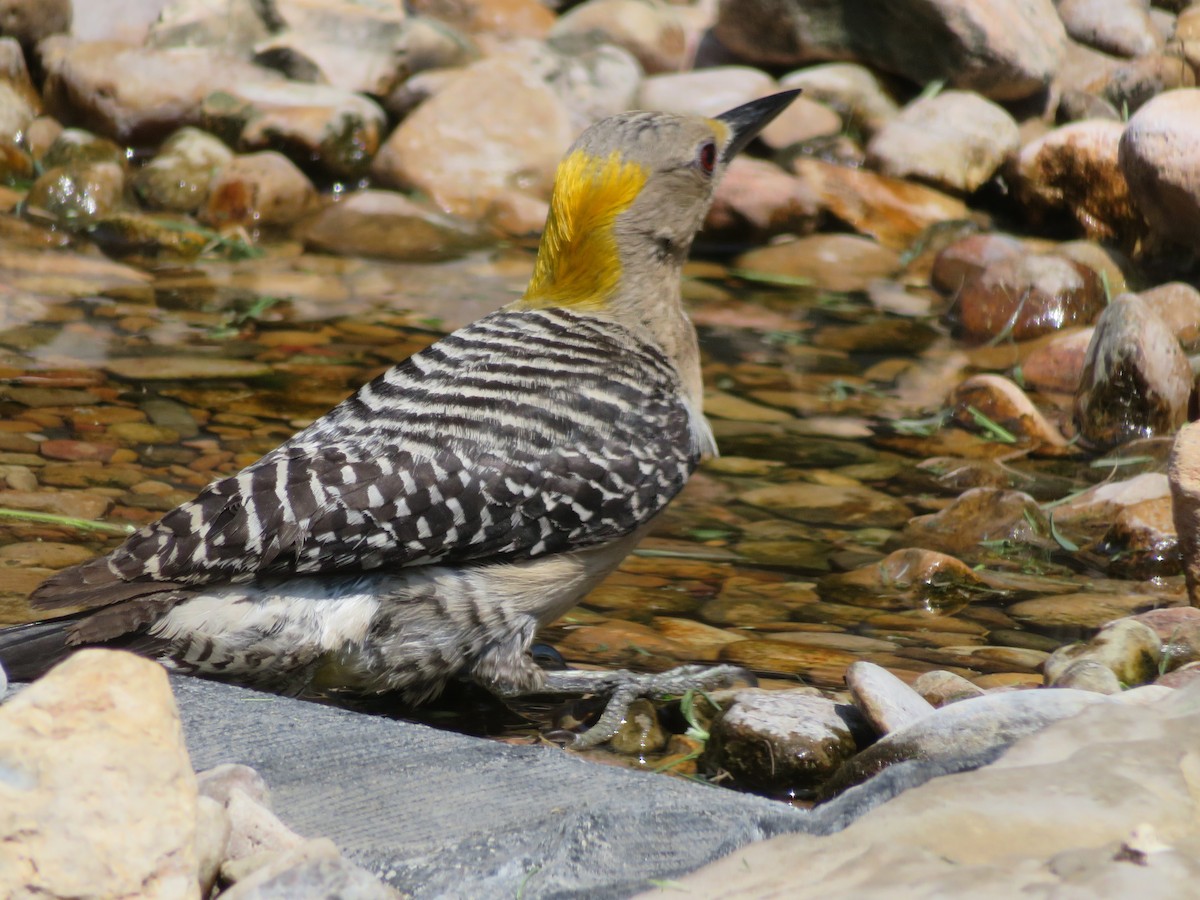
[31,308,706,611]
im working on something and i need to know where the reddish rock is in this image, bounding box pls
[39,439,116,462]
[951,254,1105,343]
[931,233,1024,295]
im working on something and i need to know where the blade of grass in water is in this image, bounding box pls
[967,405,1018,444]
[729,268,815,288]
[0,508,135,535]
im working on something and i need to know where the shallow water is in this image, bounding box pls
[0,235,1185,750]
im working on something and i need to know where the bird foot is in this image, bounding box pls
[537,664,753,749]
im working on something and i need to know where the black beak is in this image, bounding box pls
[716,89,803,163]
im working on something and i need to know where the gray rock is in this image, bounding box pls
[779,62,899,136]
[817,687,1111,798]
[1074,294,1192,450]
[713,0,1066,100]
[147,0,272,57]
[845,661,935,734]
[0,36,39,137]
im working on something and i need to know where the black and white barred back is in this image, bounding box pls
[31,308,702,618]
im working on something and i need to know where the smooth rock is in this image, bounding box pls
[901,487,1053,561]
[1018,120,1141,244]
[701,689,868,792]
[371,55,572,220]
[948,374,1067,450]
[659,687,1200,898]
[779,63,899,136]
[845,661,935,734]
[1074,293,1192,450]
[705,156,820,243]
[1050,472,1171,544]
[791,158,970,251]
[1119,89,1200,253]
[41,39,280,143]
[132,126,233,213]
[199,151,315,229]
[549,0,686,74]
[951,253,1105,343]
[606,698,668,756]
[911,669,985,706]
[1102,496,1180,579]
[1139,281,1200,352]
[636,66,776,119]
[249,0,410,95]
[740,481,911,528]
[1016,327,1094,393]
[866,90,1018,193]
[929,232,1023,295]
[24,161,125,227]
[817,548,983,614]
[734,233,900,293]
[1043,617,1163,688]
[817,687,1110,797]
[201,80,386,179]
[713,0,1066,100]
[224,786,306,862]
[1057,0,1161,58]
[104,356,272,381]
[147,0,270,58]
[1105,52,1197,116]
[0,649,199,898]
[1009,591,1180,630]
[301,189,482,262]
[1048,658,1122,694]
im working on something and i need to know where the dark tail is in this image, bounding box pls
[0,620,75,681]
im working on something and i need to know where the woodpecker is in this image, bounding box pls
[1,91,800,745]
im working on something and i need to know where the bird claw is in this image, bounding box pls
[537,664,754,749]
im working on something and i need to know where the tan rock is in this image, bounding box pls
[779,62,899,136]
[735,233,900,293]
[0,649,199,898]
[1018,120,1142,245]
[1019,327,1094,393]
[792,158,970,251]
[1170,422,1200,607]
[636,66,776,119]
[1120,89,1200,253]
[550,0,686,74]
[371,55,572,219]
[948,374,1067,450]
[867,90,1018,193]
[704,156,819,242]
[301,189,482,261]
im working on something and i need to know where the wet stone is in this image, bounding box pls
[132,126,234,213]
[24,162,126,227]
[201,151,316,229]
[930,232,1024,295]
[40,129,125,169]
[817,548,985,614]
[301,190,484,262]
[900,488,1054,562]
[1101,496,1179,579]
[739,482,911,529]
[718,641,861,688]
[1008,591,1180,631]
[1074,294,1192,451]
[735,233,900,293]
[1043,617,1163,687]
[0,541,95,568]
[605,698,668,757]
[700,689,869,793]
[949,254,1106,344]
[104,357,272,381]
[948,374,1067,451]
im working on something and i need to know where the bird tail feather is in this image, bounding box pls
[0,620,75,682]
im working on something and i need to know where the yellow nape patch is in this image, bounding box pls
[706,118,731,147]
[521,150,648,310]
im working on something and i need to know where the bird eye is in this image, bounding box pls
[697,141,717,175]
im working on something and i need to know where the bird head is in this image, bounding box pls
[521,90,801,312]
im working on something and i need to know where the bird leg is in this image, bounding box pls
[507,664,753,749]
